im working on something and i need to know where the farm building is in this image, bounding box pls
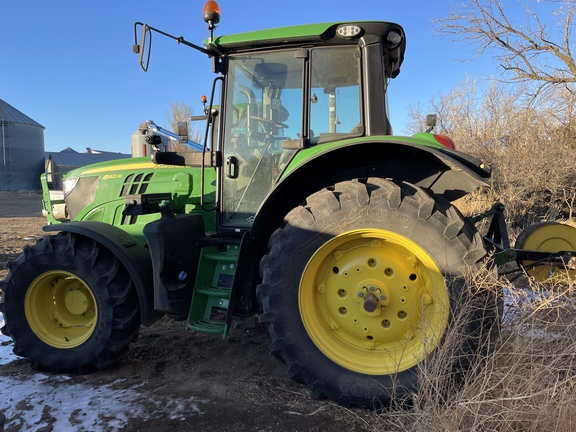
[45,147,131,189]
[0,99,132,191]
[0,99,45,190]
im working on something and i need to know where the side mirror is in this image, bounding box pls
[133,23,152,72]
[425,114,437,133]
[131,21,216,72]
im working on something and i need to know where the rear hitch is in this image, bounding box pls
[470,203,576,280]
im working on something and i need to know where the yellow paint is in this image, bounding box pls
[299,229,449,375]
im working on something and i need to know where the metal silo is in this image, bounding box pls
[0,99,45,191]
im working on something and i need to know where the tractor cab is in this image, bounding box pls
[134,15,406,232]
[220,44,365,228]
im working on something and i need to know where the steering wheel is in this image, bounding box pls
[250,115,288,130]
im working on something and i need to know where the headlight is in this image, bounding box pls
[62,178,79,197]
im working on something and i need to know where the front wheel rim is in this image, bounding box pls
[299,229,449,375]
[25,270,98,348]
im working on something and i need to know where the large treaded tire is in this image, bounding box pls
[0,232,140,373]
[257,178,498,408]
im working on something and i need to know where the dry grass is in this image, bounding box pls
[374,270,576,432]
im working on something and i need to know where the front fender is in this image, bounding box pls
[43,221,162,326]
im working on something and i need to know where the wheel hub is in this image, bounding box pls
[362,293,378,313]
[356,283,389,315]
[65,288,90,315]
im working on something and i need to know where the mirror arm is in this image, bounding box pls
[175,36,215,57]
[133,22,217,58]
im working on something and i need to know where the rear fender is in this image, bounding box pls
[252,140,490,241]
[43,221,161,326]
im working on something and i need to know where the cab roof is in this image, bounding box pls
[208,21,406,78]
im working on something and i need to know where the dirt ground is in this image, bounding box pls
[0,191,383,431]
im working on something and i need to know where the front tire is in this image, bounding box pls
[257,178,498,407]
[1,232,140,373]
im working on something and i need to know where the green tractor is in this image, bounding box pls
[2,1,576,408]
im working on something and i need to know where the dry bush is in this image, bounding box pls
[374,269,576,432]
[407,78,576,230]
[394,4,576,427]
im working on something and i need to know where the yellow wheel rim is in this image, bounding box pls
[299,229,449,375]
[517,223,576,282]
[25,270,98,348]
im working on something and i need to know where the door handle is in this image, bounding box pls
[226,155,238,179]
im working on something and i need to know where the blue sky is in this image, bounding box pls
[1,0,500,154]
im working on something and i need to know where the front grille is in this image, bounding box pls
[120,173,155,225]
[120,173,154,197]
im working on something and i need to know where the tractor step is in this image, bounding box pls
[187,320,227,334]
[203,252,238,262]
[196,285,231,299]
[186,244,239,338]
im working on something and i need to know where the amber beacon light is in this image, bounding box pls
[203,1,221,30]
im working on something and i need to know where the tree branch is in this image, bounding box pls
[434,0,576,86]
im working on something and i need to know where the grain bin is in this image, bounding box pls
[0,99,45,190]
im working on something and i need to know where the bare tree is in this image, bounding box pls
[166,100,203,151]
[430,0,576,223]
[408,77,576,224]
[435,0,576,89]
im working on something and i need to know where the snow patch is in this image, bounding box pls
[0,330,204,431]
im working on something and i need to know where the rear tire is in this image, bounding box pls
[1,232,140,373]
[257,178,499,407]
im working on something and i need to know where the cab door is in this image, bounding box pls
[220,50,304,229]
